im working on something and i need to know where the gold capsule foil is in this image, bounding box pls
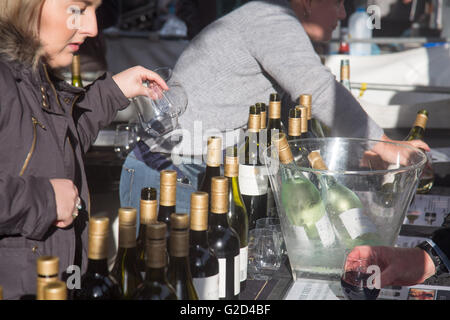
[206,136,222,167]
[308,151,328,170]
[88,216,110,260]
[224,147,239,178]
[160,170,177,206]
[190,192,209,231]
[170,229,189,257]
[43,280,67,300]
[211,177,228,214]
[248,113,261,133]
[299,94,312,120]
[36,256,59,300]
[170,213,189,230]
[145,222,167,269]
[0,285,3,300]
[269,101,281,119]
[140,199,158,224]
[288,116,301,137]
[118,207,137,248]
[272,133,293,164]
[340,62,350,81]
[413,113,428,129]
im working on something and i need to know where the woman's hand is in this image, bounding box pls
[347,246,436,288]
[49,179,80,228]
[112,66,169,99]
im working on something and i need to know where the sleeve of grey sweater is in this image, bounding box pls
[236,1,384,139]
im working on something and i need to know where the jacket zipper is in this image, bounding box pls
[19,117,46,176]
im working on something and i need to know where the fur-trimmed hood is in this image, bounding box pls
[0,19,42,69]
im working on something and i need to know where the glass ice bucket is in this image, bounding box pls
[263,138,427,281]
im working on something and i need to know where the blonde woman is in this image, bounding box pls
[0,0,167,300]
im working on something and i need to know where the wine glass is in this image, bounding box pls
[114,123,140,159]
[341,254,381,300]
[133,81,188,138]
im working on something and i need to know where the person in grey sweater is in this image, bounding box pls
[119,0,428,214]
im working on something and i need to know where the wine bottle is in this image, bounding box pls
[288,107,310,169]
[340,59,352,91]
[43,280,67,300]
[136,187,158,277]
[272,133,336,248]
[299,94,326,138]
[110,207,143,299]
[167,213,199,300]
[225,146,249,292]
[405,109,434,194]
[308,151,382,247]
[239,106,268,230]
[189,192,220,300]
[199,136,222,197]
[208,177,241,300]
[73,217,122,300]
[297,106,316,139]
[71,53,83,88]
[158,170,177,235]
[266,93,285,148]
[36,256,59,300]
[133,222,178,300]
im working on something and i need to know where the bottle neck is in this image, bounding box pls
[86,258,110,275]
[145,267,168,282]
[158,205,176,225]
[209,212,229,227]
[190,229,209,247]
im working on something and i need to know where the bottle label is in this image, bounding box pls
[193,275,220,300]
[240,246,248,283]
[339,208,377,240]
[292,225,312,247]
[316,214,336,248]
[218,255,240,298]
[239,164,268,196]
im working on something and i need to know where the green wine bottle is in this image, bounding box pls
[158,170,177,238]
[110,207,143,299]
[405,109,434,194]
[225,146,249,292]
[308,151,383,248]
[272,133,336,248]
[136,187,158,278]
[71,53,83,88]
[133,222,178,300]
[288,107,310,168]
[266,93,285,149]
[340,59,351,91]
[199,136,222,201]
[299,94,326,138]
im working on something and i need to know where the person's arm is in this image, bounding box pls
[238,4,384,140]
[75,66,168,154]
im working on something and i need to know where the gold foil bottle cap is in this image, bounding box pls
[269,96,281,119]
[211,176,228,214]
[0,285,2,300]
[118,207,137,226]
[414,109,429,129]
[248,105,261,133]
[224,146,239,178]
[140,188,158,224]
[257,103,267,129]
[299,94,312,120]
[160,170,177,206]
[37,256,59,277]
[89,216,110,236]
[146,221,167,240]
[272,133,293,164]
[288,107,301,137]
[88,217,109,261]
[206,136,223,167]
[72,54,81,76]
[296,106,308,133]
[43,280,67,300]
[190,192,209,231]
[170,213,189,230]
[308,151,328,170]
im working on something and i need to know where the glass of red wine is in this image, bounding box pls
[341,254,381,300]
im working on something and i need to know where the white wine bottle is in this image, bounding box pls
[299,94,325,138]
[239,106,268,230]
[272,133,336,248]
[225,146,249,292]
[405,109,434,194]
[308,151,382,248]
[158,170,177,238]
[71,53,83,88]
[199,136,222,197]
[110,207,143,299]
[340,59,351,92]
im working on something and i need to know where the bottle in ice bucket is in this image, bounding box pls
[272,133,336,248]
[405,109,434,194]
[308,151,382,248]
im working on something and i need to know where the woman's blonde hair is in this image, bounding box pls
[0,0,45,67]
